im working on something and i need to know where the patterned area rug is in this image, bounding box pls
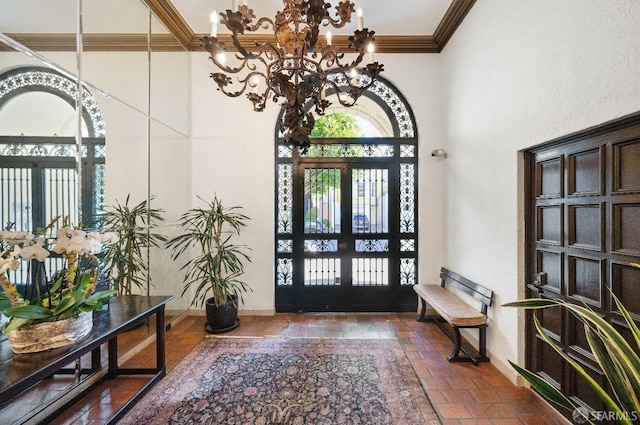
[120,337,440,425]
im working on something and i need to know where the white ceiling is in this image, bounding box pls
[1,0,455,37]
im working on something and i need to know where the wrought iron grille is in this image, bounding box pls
[275,76,418,311]
[0,138,105,285]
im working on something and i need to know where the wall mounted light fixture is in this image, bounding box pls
[431,148,447,158]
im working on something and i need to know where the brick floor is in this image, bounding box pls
[15,313,568,424]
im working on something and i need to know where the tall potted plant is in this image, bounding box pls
[166,195,252,333]
[99,195,166,296]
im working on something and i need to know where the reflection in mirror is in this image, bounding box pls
[149,11,190,315]
[0,63,98,229]
[82,0,152,114]
[1,0,192,347]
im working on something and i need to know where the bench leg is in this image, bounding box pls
[416,298,428,322]
[479,326,487,359]
[446,325,489,366]
[447,327,480,365]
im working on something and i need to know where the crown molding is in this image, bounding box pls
[1,33,183,52]
[1,0,474,54]
[141,0,193,51]
[433,0,477,50]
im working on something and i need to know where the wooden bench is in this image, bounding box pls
[413,267,493,365]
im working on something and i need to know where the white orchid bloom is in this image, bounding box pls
[50,236,71,255]
[86,238,103,255]
[0,256,20,273]
[68,235,90,255]
[8,258,20,271]
[18,244,50,262]
[101,232,119,245]
[10,245,21,257]
[71,228,87,239]
[0,256,10,274]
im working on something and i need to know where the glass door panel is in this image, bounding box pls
[351,168,388,234]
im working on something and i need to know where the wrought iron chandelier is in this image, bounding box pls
[201,0,384,151]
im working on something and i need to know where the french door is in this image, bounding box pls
[0,136,105,285]
[276,140,418,312]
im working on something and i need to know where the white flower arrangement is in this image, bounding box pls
[0,218,118,334]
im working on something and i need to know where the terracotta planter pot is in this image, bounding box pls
[204,296,239,334]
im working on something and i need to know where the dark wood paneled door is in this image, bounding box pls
[525,114,640,421]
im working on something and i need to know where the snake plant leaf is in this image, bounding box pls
[532,313,629,422]
[585,325,637,423]
[502,299,559,309]
[612,293,640,351]
[508,360,575,411]
[505,295,640,424]
[564,303,640,378]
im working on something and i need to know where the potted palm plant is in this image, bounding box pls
[166,195,252,333]
[99,195,166,296]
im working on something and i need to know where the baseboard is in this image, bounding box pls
[239,309,276,316]
[187,309,275,317]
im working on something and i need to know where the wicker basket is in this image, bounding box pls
[7,312,93,354]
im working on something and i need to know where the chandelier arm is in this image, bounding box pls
[322,78,358,108]
[230,34,261,61]
[328,51,365,73]
[259,42,283,63]
[318,49,343,68]
[214,82,247,98]
[246,16,275,33]
[209,55,250,75]
[324,1,356,29]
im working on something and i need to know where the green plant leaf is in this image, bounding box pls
[84,289,117,305]
[585,325,640,417]
[77,304,95,313]
[611,292,640,352]
[53,291,84,315]
[502,298,559,309]
[2,317,30,333]
[506,296,640,423]
[167,195,252,308]
[3,304,52,320]
[508,360,575,411]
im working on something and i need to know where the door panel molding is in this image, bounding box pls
[524,110,640,420]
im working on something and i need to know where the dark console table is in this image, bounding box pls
[0,295,174,424]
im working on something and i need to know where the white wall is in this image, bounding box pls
[440,0,640,381]
[189,52,447,314]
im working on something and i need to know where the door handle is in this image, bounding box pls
[528,272,547,294]
[527,284,544,294]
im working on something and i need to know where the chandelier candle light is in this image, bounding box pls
[201,0,384,151]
